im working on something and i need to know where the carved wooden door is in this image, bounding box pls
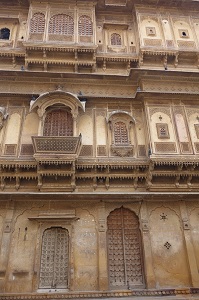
[107,207,144,288]
[39,227,69,289]
[43,109,73,136]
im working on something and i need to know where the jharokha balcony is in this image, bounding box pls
[32,135,82,162]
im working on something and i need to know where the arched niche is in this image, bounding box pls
[107,111,136,157]
[107,110,135,145]
[30,91,85,136]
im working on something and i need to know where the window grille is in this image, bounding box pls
[30,13,45,34]
[111,33,122,46]
[43,109,73,137]
[48,14,74,35]
[78,15,93,36]
[114,121,128,144]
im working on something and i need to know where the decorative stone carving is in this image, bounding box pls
[0,107,8,129]
[111,144,133,157]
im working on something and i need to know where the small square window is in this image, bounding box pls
[146,27,156,36]
[179,29,189,38]
[194,124,199,139]
[156,123,170,139]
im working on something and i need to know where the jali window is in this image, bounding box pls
[78,15,93,36]
[43,109,73,136]
[49,14,74,35]
[39,227,69,289]
[107,207,145,288]
[114,121,128,144]
[30,13,45,34]
[111,33,122,46]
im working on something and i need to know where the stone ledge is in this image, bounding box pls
[0,288,198,299]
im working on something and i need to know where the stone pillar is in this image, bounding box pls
[140,201,156,288]
[97,201,108,290]
[180,201,199,287]
[0,200,15,292]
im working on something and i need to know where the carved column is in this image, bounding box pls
[0,200,15,292]
[180,201,199,287]
[140,201,156,288]
[97,201,108,290]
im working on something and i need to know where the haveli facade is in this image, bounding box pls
[0,0,199,299]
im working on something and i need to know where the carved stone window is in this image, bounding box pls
[179,29,189,38]
[146,27,156,36]
[49,14,74,35]
[30,13,45,34]
[43,108,73,136]
[156,123,169,139]
[39,227,69,289]
[78,15,93,36]
[108,111,135,157]
[111,33,122,46]
[0,27,10,40]
[107,207,145,289]
[114,121,128,144]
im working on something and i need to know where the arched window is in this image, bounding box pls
[114,121,128,144]
[111,33,121,46]
[48,14,74,35]
[39,227,69,289]
[43,109,73,136]
[78,15,93,36]
[0,28,10,40]
[107,207,145,288]
[30,13,45,34]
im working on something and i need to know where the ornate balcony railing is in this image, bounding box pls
[32,136,82,161]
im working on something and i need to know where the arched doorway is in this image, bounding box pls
[107,207,145,289]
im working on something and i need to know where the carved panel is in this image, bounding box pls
[156,123,170,139]
[111,145,134,157]
[138,145,146,157]
[143,39,162,47]
[166,40,174,48]
[154,142,176,153]
[32,136,81,153]
[194,142,199,153]
[20,144,34,156]
[97,145,107,156]
[79,145,93,157]
[4,144,17,155]
[180,142,191,153]
[107,207,144,288]
[48,34,73,42]
[149,107,171,118]
[39,227,69,289]
[177,40,196,49]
